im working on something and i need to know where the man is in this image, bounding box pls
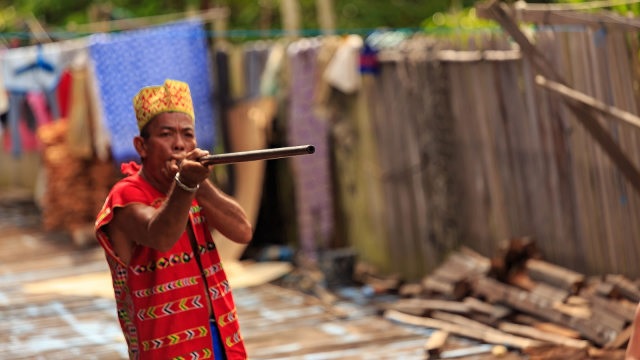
[95,79,253,360]
[628,303,640,359]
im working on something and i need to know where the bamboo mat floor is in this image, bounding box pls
[0,194,447,360]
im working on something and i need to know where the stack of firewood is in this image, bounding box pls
[37,120,116,243]
[378,237,633,359]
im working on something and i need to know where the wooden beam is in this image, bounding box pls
[535,75,640,130]
[476,0,640,31]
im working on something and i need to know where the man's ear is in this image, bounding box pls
[133,136,147,158]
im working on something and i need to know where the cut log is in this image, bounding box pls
[420,248,492,300]
[552,302,591,319]
[424,330,449,357]
[430,311,498,334]
[525,259,585,294]
[399,283,424,298]
[384,309,543,349]
[584,293,636,323]
[533,322,582,340]
[439,344,494,358]
[605,274,640,302]
[463,296,512,320]
[422,275,470,300]
[388,299,470,317]
[473,276,620,346]
[530,282,571,303]
[498,322,590,349]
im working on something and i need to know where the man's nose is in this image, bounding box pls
[173,134,187,150]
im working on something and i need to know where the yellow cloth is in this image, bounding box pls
[132,79,194,130]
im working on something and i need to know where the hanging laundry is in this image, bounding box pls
[323,35,363,94]
[66,65,94,160]
[0,49,8,117]
[259,41,286,98]
[3,43,63,93]
[228,45,247,101]
[3,94,36,154]
[243,42,272,100]
[2,43,64,157]
[88,20,216,164]
[286,38,335,258]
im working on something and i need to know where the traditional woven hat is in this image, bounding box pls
[132,79,195,131]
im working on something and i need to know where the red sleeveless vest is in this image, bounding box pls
[95,163,247,360]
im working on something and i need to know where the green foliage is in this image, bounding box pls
[422,7,500,34]
[5,0,640,41]
[218,0,441,39]
[3,0,450,38]
[331,0,444,30]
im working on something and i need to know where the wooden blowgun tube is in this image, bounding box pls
[198,145,315,166]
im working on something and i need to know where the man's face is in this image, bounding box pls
[137,112,197,182]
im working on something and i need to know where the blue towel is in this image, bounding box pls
[89,20,216,164]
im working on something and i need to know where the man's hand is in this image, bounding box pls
[173,149,212,188]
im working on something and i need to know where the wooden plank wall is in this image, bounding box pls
[365,38,461,279]
[535,27,640,275]
[363,28,640,279]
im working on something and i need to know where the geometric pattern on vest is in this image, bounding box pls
[141,326,209,351]
[171,347,212,360]
[133,276,200,298]
[208,279,231,300]
[136,295,204,321]
[224,330,243,348]
[131,252,193,274]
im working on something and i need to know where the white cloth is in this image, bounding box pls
[323,35,363,94]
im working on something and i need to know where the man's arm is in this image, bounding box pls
[196,179,253,245]
[627,303,640,360]
[106,182,197,263]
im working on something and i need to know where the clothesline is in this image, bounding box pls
[1,27,424,41]
[2,24,613,43]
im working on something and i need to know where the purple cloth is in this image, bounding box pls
[287,39,334,257]
[89,20,216,164]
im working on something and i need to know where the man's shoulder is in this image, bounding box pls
[108,175,155,203]
[111,175,171,210]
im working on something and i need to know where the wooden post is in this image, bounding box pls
[316,0,336,35]
[280,0,301,38]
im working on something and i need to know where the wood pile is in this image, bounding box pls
[37,120,117,244]
[372,238,633,359]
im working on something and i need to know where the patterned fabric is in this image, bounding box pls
[89,20,215,164]
[286,39,335,257]
[95,168,247,360]
[133,79,195,131]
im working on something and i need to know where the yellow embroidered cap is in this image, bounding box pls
[132,79,195,131]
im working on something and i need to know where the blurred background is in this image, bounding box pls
[2,1,640,357]
[2,0,640,279]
